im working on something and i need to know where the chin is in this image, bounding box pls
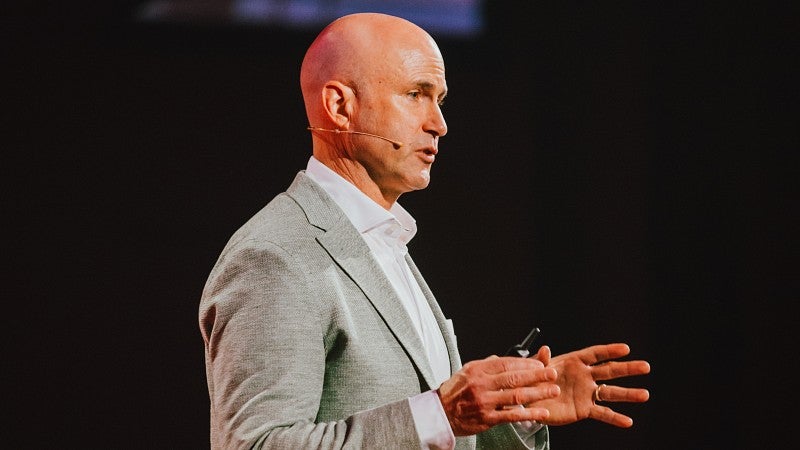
[413,176,431,191]
[399,169,431,192]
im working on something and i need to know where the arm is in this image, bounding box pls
[199,243,421,449]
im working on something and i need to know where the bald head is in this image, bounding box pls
[298,13,448,207]
[300,13,442,127]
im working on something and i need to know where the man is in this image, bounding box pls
[200,12,650,449]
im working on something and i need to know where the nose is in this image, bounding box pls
[424,103,447,138]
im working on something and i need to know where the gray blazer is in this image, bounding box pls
[200,172,548,449]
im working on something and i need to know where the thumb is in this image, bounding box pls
[536,345,551,365]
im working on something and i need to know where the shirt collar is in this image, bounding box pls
[305,156,418,244]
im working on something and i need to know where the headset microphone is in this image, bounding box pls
[307,126,404,149]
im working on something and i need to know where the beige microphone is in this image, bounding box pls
[307,126,404,149]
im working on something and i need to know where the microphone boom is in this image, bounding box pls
[307,126,404,148]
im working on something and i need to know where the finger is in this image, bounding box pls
[595,384,650,403]
[534,345,551,365]
[490,383,561,408]
[588,404,635,428]
[460,356,544,379]
[592,360,651,380]
[484,404,552,425]
[481,356,546,374]
[492,367,557,390]
[577,343,632,366]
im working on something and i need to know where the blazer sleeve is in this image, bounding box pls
[199,241,421,449]
[477,423,550,450]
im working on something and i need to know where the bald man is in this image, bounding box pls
[200,13,650,450]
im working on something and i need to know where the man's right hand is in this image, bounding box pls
[436,355,560,436]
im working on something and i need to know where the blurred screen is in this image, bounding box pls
[136,0,485,37]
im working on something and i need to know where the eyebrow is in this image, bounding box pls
[415,80,448,101]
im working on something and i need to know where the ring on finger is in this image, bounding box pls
[594,384,607,403]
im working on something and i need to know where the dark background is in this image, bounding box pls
[8,2,796,449]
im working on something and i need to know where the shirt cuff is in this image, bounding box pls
[408,390,456,450]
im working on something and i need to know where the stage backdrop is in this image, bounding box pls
[9,2,794,449]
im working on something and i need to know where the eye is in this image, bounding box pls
[407,91,421,99]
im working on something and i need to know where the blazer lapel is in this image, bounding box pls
[406,255,463,375]
[287,172,438,389]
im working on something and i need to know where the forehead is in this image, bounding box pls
[392,47,447,91]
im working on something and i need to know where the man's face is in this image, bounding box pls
[351,40,448,198]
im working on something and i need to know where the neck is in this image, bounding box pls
[314,154,399,210]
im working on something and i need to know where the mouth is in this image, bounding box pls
[419,146,438,163]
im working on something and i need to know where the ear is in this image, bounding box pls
[321,81,355,129]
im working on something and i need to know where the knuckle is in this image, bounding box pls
[462,379,483,399]
[461,360,477,373]
[510,390,525,406]
[477,402,494,421]
[506,372,522,388]
[472,392,489,410]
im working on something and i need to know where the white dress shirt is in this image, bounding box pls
[305,156,541,449]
